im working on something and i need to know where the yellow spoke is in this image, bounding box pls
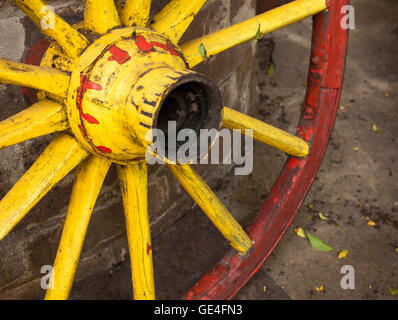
[0,99,69,151]
[223,107,309,157]
[45,156,111,300]
[117,161,155,300]
[13,0,89,59]
[168,164,252,253]
[84,0,121,35]
[181,0,327,67]
[117,0,151,27]
[151,0,207,44]
[0,59,70,98]
[0,134,89,241]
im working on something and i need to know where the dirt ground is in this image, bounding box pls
[66,0,398,300]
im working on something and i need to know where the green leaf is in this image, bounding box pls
[307,233,334,252]
[199,43,207,59]
[254,24,262,41]
[266,64,274,75]
[334,220,341,228]
[389,288,398,295]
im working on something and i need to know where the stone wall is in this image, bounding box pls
[0,0,259,298]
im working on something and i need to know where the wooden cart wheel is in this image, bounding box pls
[0,0,349,300]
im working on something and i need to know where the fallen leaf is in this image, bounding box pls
[319,212,328,220]
[199,43,207,59]
[389,288,398,295]
[315,285,324,292]
[368,220,376,227]
[307,233,334,252]
[395,248,398,253]
[372,124,384,133]
[294,227,306,238]
[369,285,372,289]
[354,147,359,152]
[263,286,267,293]
[340,106,345,111]
[308,203,314,209]
[338,249,349,259]
[384,92,390,97]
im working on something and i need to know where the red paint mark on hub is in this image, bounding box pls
[86,82,103,91]
[147,243,152,255]
[97,146,113,154]
[108,46,131,64]
[135,35,154,53]
[82,113,100,124]
[135,35,180,57]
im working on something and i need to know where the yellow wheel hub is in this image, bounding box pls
[42,27,222,164]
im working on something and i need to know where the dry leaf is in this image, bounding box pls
[372,124,383,133]
[315,285,324,292]
[319,212,328,220]
[338,249,349,259]
[294,227,306,238]
[368,221,376,227]
[389,288,398,295]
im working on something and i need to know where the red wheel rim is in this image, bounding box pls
[185,0,350,300]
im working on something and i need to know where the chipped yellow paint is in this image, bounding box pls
[13,0,89,59]
[118,161,155,300]
[0,59,70,98]
[0,99,69,151]
[41,42,75,74]
[45,156,111,300]
[168,164,252,253]
[84,0,121,34]
[181,0,326,67]
[0,134,89,242]
[151,0,207,44]
[223,107,309,157]
[118,0,151,27]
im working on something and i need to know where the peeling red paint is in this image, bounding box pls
[82,113,100,124]
[108,46,131,64]
[97,146,113,154]
[86,82,103,91]
[135,35,154,53]
[146,243,152,255]
[135,35,180,57]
